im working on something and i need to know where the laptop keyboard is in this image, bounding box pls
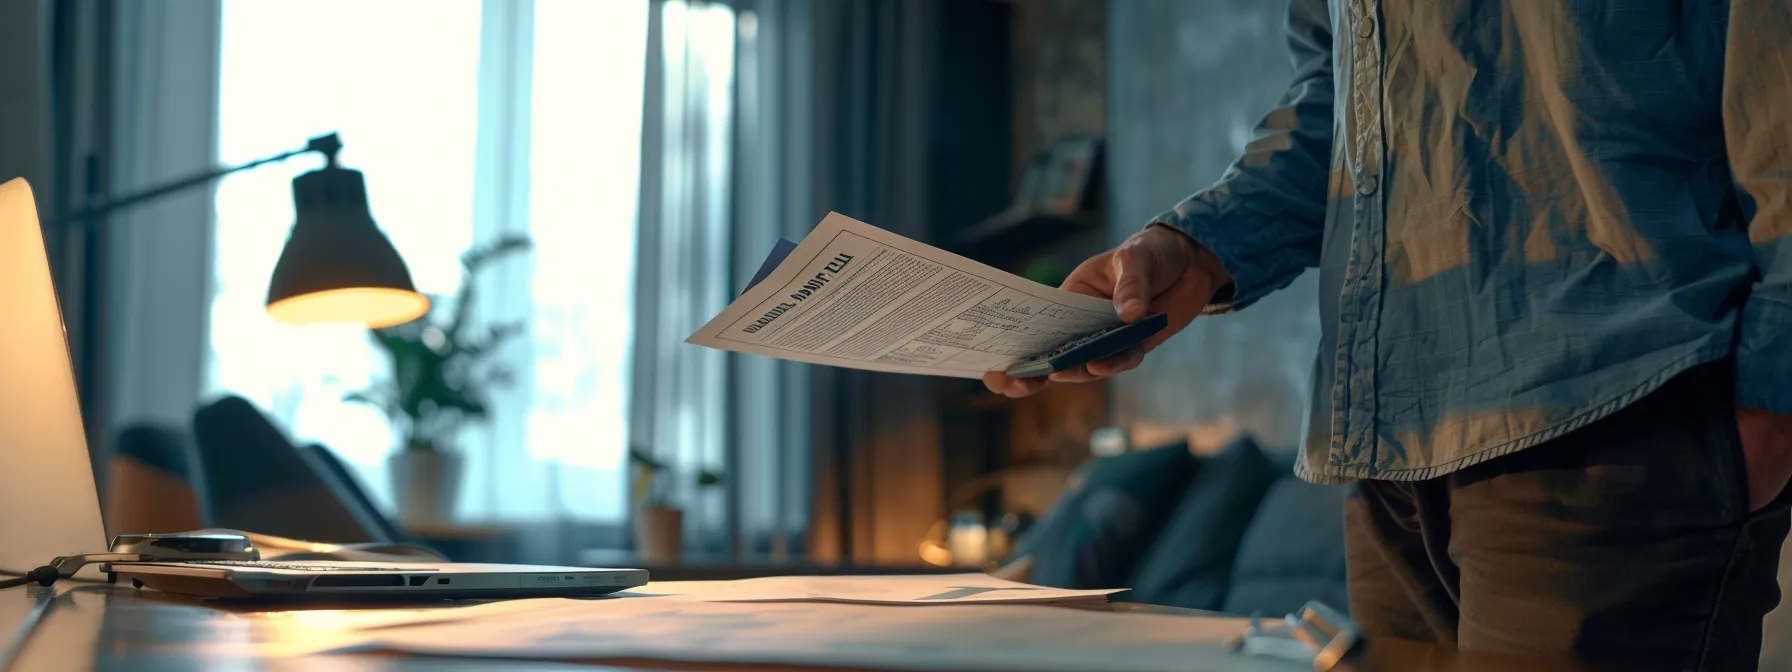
[180,560,428,572]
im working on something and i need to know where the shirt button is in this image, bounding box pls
[1357,175,1379,196]
[1357,20,1374,39]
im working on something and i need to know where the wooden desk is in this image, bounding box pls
[0,583,1609,672]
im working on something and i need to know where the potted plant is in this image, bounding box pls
[629,446,724,563]
[346,234,531,525]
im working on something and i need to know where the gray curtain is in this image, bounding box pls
[799,0,947,564]
[629,0,743,552]
[103,0,220,441]
[0,0,52,208]
[39,0,135,484]
[730,0,816,559]
[630,0,954,562]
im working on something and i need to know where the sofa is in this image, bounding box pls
[1007,434,1792,671]
[1003,435,1349,617]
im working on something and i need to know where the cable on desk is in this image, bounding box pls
[0,568,58,591]
[0,568,106,589]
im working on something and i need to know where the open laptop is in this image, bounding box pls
[0,178,648,599]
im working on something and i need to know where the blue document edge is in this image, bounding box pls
[743,238,799,295]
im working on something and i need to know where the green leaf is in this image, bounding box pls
[460,234,532,271]
[449,235,531,341]
[350,234,533,443]
[696,470,725,487]
[628,446,668,471]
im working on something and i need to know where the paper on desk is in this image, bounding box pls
[637,573,1121,606]
[687,212,1122,378]
[324,598,1275,672]
[261,574,1118,657]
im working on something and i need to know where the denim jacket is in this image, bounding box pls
[1154,0,1792,484]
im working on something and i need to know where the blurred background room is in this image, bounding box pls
[3,1,1785,660]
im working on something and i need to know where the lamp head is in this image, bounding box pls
[265,157,429,328]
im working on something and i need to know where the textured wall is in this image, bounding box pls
[1106,0,1321,452]
[1011,0,1105,173]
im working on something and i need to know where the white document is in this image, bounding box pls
[686,212,1122,378]
[262,573,1118,654]
[330,599,1278,672]
[259,574,1117,654]
[635,573,1123,605]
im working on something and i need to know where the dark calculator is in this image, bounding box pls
[1001,313,1169,378]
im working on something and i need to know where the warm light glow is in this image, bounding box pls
[918,519,953,567]
[918,539,954,567]
[266,287,430,328]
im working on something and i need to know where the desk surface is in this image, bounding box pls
[0,583,1605,672]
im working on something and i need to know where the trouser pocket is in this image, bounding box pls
[1747,476,1792,522]
[1701,358,1792,523]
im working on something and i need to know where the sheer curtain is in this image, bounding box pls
[0,1,50,218]
[629,0,738,550]
[104,0,220,440]
[208,0,649,522]
[730,0,816,556]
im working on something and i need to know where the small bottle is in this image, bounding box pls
[1090,426,1129,457]
[946,510,988,567]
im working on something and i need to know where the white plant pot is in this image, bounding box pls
[388,449,463,526]
[634,505,684,564]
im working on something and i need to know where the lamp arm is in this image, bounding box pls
[51,133,343,228]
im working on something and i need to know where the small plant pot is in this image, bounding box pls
[634,505,684,564]
[388,448,463,526]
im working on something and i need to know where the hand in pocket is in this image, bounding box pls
[1736,405,1792,512]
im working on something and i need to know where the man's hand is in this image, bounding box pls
[1737,406,1792,513]
[982,225,1232,398]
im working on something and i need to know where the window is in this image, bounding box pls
[209,0,655,522]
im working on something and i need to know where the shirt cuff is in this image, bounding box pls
[1148,210,1262,315]
[1736,297,1792,414]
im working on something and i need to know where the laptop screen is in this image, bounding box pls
[0,178,109,576]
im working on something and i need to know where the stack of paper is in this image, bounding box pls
[266,574,1271,671]
[305,599,1264,672]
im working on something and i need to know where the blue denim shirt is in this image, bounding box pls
[1155,0,1792,484]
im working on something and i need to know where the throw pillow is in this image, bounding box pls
[1221,475,1349,616]
[1012,441,1200,589]
[1125,435,1282,610]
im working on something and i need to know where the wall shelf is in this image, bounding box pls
[952,208,1102,266]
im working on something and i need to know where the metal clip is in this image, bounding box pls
[49,532,259,579]
[1228,601,1361,671]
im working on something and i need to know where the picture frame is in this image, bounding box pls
[1032,135,1102,215]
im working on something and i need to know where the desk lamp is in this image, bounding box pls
[56,133,429,328]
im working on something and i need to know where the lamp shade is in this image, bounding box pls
[265,165,430,328]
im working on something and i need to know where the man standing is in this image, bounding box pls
[985,1,1792,668]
